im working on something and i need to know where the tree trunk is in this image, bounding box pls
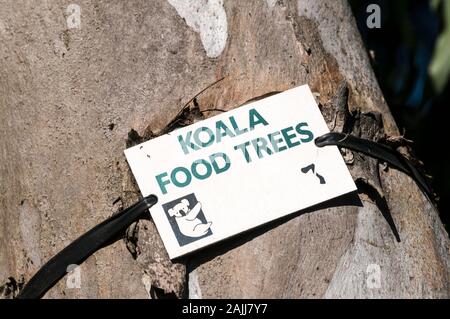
[0,0,448,298]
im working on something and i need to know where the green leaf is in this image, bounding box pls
[429,0,450,93]
[431,0,442,11]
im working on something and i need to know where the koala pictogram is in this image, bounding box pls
[168,198,212,238]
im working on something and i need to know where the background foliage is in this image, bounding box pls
[350,0,450,228]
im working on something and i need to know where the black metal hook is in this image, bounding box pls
[315,132,432,198]
[17,195,158,299]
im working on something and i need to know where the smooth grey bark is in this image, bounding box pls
[0,0,448,298]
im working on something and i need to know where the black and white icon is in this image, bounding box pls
[301,163,326,184]
[162,193,212,247]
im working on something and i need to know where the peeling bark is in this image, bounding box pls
[0,0,448,298]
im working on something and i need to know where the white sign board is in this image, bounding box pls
[125,85,356,259]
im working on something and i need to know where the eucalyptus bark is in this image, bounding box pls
[0,0,448,299]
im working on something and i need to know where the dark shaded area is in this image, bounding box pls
[350,0,450,229]
[355,179,401,242]
[149,285,178,299]
[0,276,24,299]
